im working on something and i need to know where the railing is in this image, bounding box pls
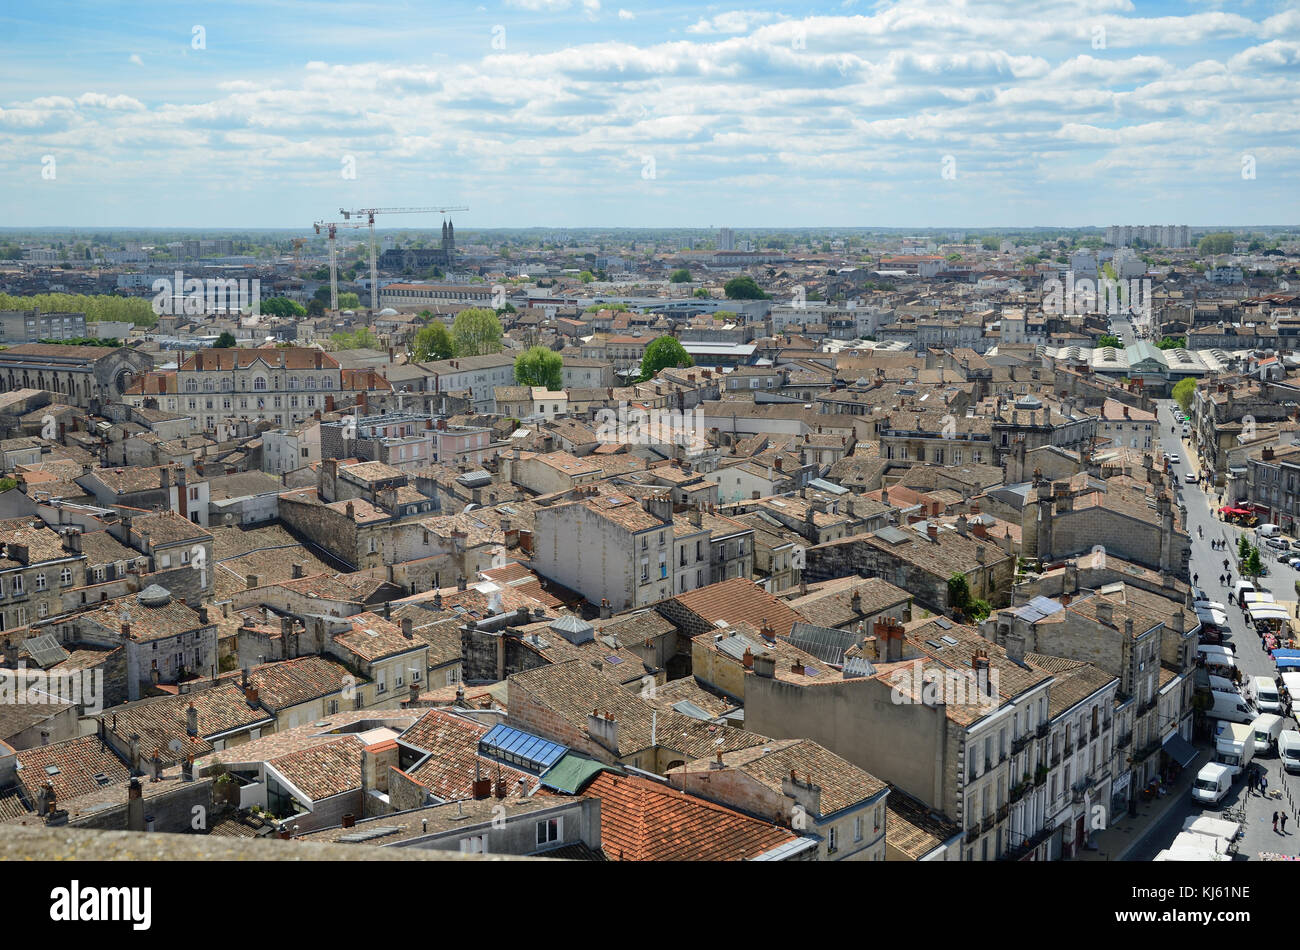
[1002,824,1056,861]
[981,815,995,834]
[1134,738,1162,762]
[1117,732,1132,748]
[1012,733,1031,755]
[997,803,1009,821]
[1049,752,1061,768]
[1091,725,1100,741]
[1036,722,1050,739]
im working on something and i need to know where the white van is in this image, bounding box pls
[1258,523,1282,538]
[1206,689,1256,723]
[1192,762,1233,805]
[1251,713,1284,754]
[1279,730,1300,773]
[1234,580,1257,603]
[1247,675,1284,714]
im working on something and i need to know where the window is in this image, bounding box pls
[459,835,487,854]
[853,815,863,842]
[536,817,561,846]
[253,376,267,391]
[60,568,72,586]
[33,573,45,591]
[828,827,838,854]
[37,602,48,619]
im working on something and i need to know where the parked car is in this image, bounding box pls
[1185,472,1198,483]
[1267,537,1290,551]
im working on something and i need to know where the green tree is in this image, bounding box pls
[724,275,769,300]
[260,297,306,318]
[214,331,238,348]
[1097,334,1121,348]
[0,477,15,492]
[1156,336,1187,350]
[639,335,693,380]
[669,268,692,283]
[578,270,595,283]
[337,292,361,310]
[329,327,380,350]
[1238,534,1251,562]
[1197,233,1236,256]
[693,288,710,298]
[410,322,454,363]
[1172,377,1196,413]
[1245,546,1263,581]
[514,346,563,389]
[451,308,503,356]
[947,573,972,616]
[307,298,325,317]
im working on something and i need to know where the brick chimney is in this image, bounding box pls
[587,710,619,752]
[876,616,904,663]
[926,522,939,542]
[1095,600,1114,624]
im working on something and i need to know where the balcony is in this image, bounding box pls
[981,815,995,834]
[1139,696,1159,715]
[1002,824,1056,861]
[965,821,982,843]
[1091,725,1100,741]
[1033,765,1049,787]
[997,803,1010,822]
[1036,722,1050,739]
[1009,780,1029,804]
[1117,732,1132,748]
[1133,739,1163,762]
[1049,752,1061,768]
[1012,733,1031,755]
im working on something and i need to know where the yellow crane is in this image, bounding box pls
[338,205,469,312]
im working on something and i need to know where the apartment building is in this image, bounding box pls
[170,347,343,431]
[532,489,675,611]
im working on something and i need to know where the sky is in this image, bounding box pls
[1,0,1298,229]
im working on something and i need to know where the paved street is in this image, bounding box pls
[1124,396,1300,860]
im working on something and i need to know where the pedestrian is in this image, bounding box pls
[1262,775,1269,797]
[1194,573,1199,585]
[1283,813,1289,834]
[1274,811,1279,832]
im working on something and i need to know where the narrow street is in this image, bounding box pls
[1125,396,1300,860]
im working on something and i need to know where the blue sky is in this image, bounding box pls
[1,0,1298,228]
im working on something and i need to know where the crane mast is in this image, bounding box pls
[337,205,469,313]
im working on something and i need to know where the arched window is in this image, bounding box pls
[185,378,198,392]
[204,379,214,392]
[306,376,317,389]
[288,376,299,389]
[253,376,267,391]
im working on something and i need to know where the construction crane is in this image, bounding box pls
[338,206,469,312]
[312,220,367,312]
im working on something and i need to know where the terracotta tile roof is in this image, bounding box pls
[178,347,340,372]
[583,771,799,861]
[109,682,274,761]
[396,708,534,800]
[14,735,129,803]
[670,577,807,638]
[267,735,366,801]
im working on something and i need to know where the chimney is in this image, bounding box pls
[401,617,413,640]
[741,647,754,670]
[127,777,145,832]
[186,703,198,737]
[120,621,131,639]
[342,814,356,829]
[587,710,619,752]
[1095,601,1114,625]
[926,523,939,542]
[876,617,904,663]
[599,598,612,620]
[244,685,259,708]
[291,563,305,579]
[753,653,776,678]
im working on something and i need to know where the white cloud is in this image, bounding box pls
[129,53,144,66]
[687,11,780,35]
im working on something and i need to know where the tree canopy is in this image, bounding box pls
[259,297,306,318]
[410,322,454,363]
[451,308,503,356]
[1172,377,1197,413]
[514,346,563,389]
[669,268,692,283]
[723,275,769,300]
[639,335,693,380]
[214,331,238,348]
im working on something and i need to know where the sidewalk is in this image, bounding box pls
[1073,751,1207,862]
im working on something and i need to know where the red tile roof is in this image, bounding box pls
[583,771,799,861]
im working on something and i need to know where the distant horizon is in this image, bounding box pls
[2,224,1297,235]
